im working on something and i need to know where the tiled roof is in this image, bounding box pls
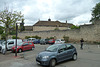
[33,20,73,27]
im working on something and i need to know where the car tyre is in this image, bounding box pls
[49,59,56,67]
[32,47,34,50]
[2,49,6,55]
[72,54,77,61]
[18,49,22,53]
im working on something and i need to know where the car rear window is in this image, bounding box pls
[29,42,32,45]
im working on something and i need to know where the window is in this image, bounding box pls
[58,45,67,53]
[8,41,14,45]
[61,39,64,41]
[29,42,32,45]
[66,44,74,49]
[23,43,28,46]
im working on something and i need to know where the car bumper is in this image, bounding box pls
[36,58,50,66]
[12,49,18,52]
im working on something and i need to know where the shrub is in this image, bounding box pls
[25,35,41,39]
[9,31,16,35]
[12,36,20,39]
[54,27,59,30]
[25,36,31,39]
[71,25,80,29]
[63,35,69,43]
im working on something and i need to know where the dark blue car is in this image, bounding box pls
[33,39,40,44]
[36,43,77,67]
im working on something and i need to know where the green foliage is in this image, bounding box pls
[25,35,41,39]
[54,27,59,30]
[1,33,6,40]
[12,36,20,39]
[63,35,69,43]
[71,25,80,29]
[25,36,31,39]
[0,26,4,34]
[0,9,24,35]
[90,2,100,22]
[9,31,16,35]
[47,37,55,39]
[93,41,100,44]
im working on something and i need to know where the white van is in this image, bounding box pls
[1,39,22,50]
[0,39,22,54]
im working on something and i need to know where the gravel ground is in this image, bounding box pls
[0,43,100,67]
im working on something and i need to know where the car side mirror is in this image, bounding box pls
[58,49,63,53]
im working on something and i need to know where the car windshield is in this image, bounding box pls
[46,45,58,52]
[56,39,60,41]
[17,42,23,46]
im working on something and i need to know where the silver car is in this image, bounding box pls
[55,39,65,44]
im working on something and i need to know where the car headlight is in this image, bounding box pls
[42,56,49,59]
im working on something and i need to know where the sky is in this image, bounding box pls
[0,0,100,26]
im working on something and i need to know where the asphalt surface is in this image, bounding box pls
[0,43,100,67]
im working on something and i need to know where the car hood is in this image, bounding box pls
[38,51,57,57]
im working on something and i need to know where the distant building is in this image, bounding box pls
[25,26,33,31]
[33,18,73,31]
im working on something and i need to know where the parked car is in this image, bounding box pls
[45,39,50,44]
[55,39,65,44]
[0,40,5,44]
[33,39,40,44]
[40,39,46,45]
[36,43,77,67]
[1,39,22,50]
[23,39,28,42]
[12,41,35,53]
[27,38,36,42]
[48,39,55,44]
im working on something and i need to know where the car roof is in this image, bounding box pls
[53,43,72,46]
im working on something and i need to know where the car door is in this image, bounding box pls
[57,45,67,62]
[22,43,29,51]
[28,42,33,50]
[65,44,73,59]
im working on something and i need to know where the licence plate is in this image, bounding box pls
[37,61,40,64]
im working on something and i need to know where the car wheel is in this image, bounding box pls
[12,50,14,53]
[72,54,77,60]
[18,49,22,53]
[2,49,6,55]
[32,47,34,50]
[49,59,56,67]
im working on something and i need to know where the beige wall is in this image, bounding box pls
[33,26,67,31]
[17,21,100,42]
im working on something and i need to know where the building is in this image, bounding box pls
[25,26,33,31]
[33,18,73,31]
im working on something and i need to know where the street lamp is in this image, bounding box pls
[15,20,22,57]
[15,23,18,57]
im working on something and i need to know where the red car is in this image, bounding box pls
[48,39,55,44]
[12,42,35,53]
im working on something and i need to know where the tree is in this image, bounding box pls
[71,25,80,29]
[90,2,100,22]
[0,8,24,54]
[0,26,4,34]
[0,9,24,34]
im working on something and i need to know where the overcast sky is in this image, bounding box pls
[0,0,100,26]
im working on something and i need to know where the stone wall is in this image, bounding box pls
[33,26,68,31]
[18,21,100,42]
